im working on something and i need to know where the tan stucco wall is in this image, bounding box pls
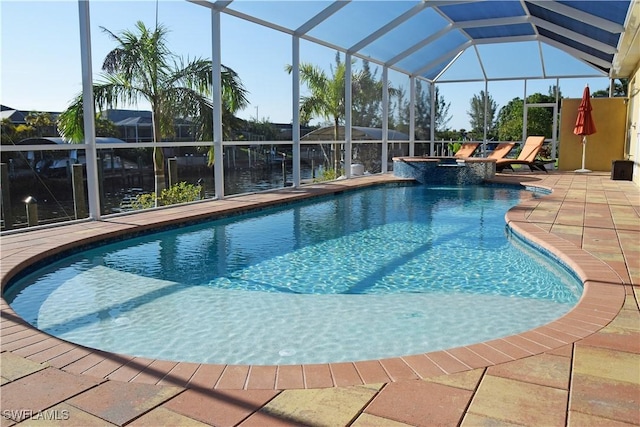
[558,97,626,171]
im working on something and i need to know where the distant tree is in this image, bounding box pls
[467,91,498,140]
[387,93,399,131]
[352,59,380,127]
[95,115,119,137]
[614,78,629,96]
[396,81,452,141]
[25,112,56,137]
[524,94,554,137]
[496,98,523,141]
[14,124,37,141]
[1,118,16,144]
[393,86,409,134]
[243,118,278,141]
[496,93,555,141]
[352,59,400,128]
[411,80,431,140]
[434,86,452,134]
[548,85,563,105]
[592,78,628,97]
[438,129,467,141]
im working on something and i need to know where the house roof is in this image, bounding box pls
[0,109,26,123]
[114,117,153,127]
[102,109,152,123]
[15,137,128,145]
[103,109,195,127]
[189,0,639,81]
[0,105,60,124]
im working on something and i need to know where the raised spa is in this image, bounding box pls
[393,156,496,184]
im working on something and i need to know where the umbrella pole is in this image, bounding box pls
[576,136,592,173]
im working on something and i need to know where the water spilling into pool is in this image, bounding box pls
[6,184,582,364]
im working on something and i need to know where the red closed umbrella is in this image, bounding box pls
[573,84,596,173]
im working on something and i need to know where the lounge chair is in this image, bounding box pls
[486,142,516,160]
[454,142,480,158]
[495,136,548,172]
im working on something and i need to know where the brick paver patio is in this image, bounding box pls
[1,171,638,426]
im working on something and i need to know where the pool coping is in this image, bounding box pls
[0,173,628,390]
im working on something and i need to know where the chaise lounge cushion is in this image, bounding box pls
[495,136,547,172]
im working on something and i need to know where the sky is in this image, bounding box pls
[1,0,612,131]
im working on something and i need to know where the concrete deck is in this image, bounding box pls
[1,171,638,426]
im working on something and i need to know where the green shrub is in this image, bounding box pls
[314,167,343,182]
[132,182,202,210]
[448,142,462,154]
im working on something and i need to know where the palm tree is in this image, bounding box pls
[58,21,248,198]
[287,55,399,174]
[286,60,345,173]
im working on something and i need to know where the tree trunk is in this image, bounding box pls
[152,111,166,204]
[333,118,340,174]
[153,147,165,195]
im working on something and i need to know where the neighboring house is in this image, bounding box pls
[102,109,153,143]
[1,107,197,144]
[102,109,197,143]
[1,105,60,124]
[1,105,59,137]
[3,106,316,144]
[1,105,28,124]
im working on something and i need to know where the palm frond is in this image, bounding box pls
[57,95,85,143]
[221,66,249,112]
[100,22,173,97]
[93,73,148,108]
[168,57,212,94]
[57,77,147,142]
[166,58,248,112]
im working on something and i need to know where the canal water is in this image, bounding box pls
[3,163,326,229]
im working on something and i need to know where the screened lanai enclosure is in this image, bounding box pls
[0,0,637,229]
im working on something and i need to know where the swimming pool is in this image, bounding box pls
[5,184,582,365]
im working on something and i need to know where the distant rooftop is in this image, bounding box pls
[0,105,59,124]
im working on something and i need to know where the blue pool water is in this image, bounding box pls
[6,184,582,365]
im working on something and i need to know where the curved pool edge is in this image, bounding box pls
[0,173,630,390]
